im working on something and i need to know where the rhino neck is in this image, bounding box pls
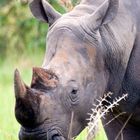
[99,22,136,95]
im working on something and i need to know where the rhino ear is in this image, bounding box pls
[31,67,58,89]
[101,0,119,25]
[84,0,119,30]
[29,0,61,26]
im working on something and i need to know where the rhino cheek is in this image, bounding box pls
[79,83,98,115]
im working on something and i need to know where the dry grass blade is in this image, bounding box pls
[58,0,74,11]
[104,112,126,127]
[68,111,74,140]
[121,132,124,140]
[114,113,133,140]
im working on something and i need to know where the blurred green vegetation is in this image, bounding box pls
[0,0,106,140]
[0,0,79,61]
[0,0,46,61]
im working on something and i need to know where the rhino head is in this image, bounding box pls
[14,0,119,139]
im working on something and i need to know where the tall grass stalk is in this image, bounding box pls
[87,93,128,140]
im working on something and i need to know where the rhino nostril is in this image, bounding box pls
[51,135,65,140]
[49,130,65,140]
[52,134,60,140]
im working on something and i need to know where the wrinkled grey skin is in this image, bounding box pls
[14,0,140,139]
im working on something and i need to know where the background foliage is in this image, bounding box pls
[0,0,106,140]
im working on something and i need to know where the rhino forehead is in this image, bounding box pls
[46,28,97,64]
[42,32,97,88]
[43,26,90,64]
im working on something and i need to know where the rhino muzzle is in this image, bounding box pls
[14,69,66,140]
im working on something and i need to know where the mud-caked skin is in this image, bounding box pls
[14,0,140,140]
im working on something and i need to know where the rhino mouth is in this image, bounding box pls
[19,127,47,140]
[19,127,66,140]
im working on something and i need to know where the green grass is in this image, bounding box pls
[75,122,107,140]
[0,50,107,140]
[0,82,19,140]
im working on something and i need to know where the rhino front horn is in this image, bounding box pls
[14,69,27,99]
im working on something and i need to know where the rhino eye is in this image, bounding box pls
[67,80,79,100]
[70,88,78,99]
[71,89,78,95]
[69,88,79,104]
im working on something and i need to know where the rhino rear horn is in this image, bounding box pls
[29,0,61,26]
[14,69,27,99]
[31,67,58,89]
